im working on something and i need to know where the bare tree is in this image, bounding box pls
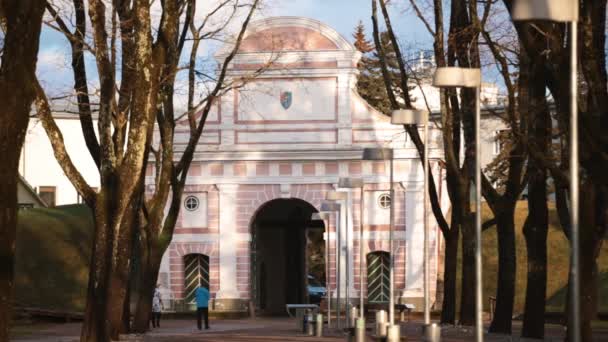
[0,1,45,340]
[131,0,264,331]
[473,2,528,333]
[32,0,222,339]
[406,0,483,324]
[503,0,608,340]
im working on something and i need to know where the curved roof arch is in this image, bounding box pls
[218,16,356,56]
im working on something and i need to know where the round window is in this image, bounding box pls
[184,195,199,211]
[378,193,391,209]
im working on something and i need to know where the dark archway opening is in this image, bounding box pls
[250,198,325,315]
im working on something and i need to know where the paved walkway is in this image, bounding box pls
[11,318,608,341]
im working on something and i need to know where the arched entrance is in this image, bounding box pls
[250,198,324,315]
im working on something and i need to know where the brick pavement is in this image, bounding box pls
[11,317,608,341]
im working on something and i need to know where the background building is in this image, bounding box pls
[20,108,100,207]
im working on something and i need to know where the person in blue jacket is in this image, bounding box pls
[195,284,210,330]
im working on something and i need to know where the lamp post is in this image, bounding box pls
[326,191,349,329]
[312,211,333,328]
[338,177,365,341]
[321,200,343,329]
[511,4,580,340]
[362,147,398,342]
[391,110,432,332]
[433,67,482,342]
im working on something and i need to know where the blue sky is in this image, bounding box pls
[35,1,437,98]
[264,0,433,48]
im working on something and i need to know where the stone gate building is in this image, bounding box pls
[151,16,450,314]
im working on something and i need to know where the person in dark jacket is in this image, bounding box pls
[195,284,210,330]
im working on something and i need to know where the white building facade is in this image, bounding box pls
[20,113,101,207]
[153,17,450,313]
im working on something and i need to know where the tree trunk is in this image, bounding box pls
[0,165,19,342]
[579,249,598,342]
[459,220,476,326]
[132,244,164,333]
[489,209,517,334]
[79,182,134,341]
[566,183,605,342]
[521,177,548,338]
[121,276,131,334]
[80,204,111,342]
[106,202,137,339]
[0,2,46,339]
[440,229,459,324]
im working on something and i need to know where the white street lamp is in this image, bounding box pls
[362,147,399,342]
[391,109,432,334]
[338,177,365,340]
[312,211,333,328]
[321,200,343,330]
[512,4,580,340]
[433,67,482,342]
[512,0,578,22]
[326,191,350,329]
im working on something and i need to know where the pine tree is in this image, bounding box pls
[353,21,373,54]
[353,23,405,115]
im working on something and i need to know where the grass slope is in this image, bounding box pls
[15,204,94,312]
[478,201,608,314]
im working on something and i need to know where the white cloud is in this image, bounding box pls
[38,48,68,69]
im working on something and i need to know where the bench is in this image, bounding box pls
[286,304,320,331]
[285,304,319,318]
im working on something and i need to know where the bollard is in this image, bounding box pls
[354,317,366,342]
[306,312,315,336]
[315,314,323,337]
[375,310,387,337]
[386,324,400,342]
[423,322,441,342]
[350,306,358,327]
[302,309,309,334]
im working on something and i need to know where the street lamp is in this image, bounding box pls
[325,191,350,329]
[362,147,399,342]
[312,211,333,328]
[391,109,432,334]
[321,199,343,329]
[338,177,365,341]
[433,67,482,342]
[511,4,580,340]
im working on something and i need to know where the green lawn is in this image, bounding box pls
[14,204,94,312]
[478,201,608,314]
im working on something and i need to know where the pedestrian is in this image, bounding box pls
[195,284,210,330]
[151,284,163,328]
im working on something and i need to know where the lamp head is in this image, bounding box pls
[512,0,578,22]
[338,177,364,188]
[320,201,341,212]
[433,67,481,88]
[311,212,331,220]
[362,147,393,161]
[391,109,429,125]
